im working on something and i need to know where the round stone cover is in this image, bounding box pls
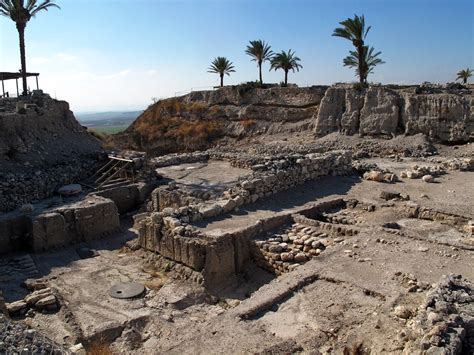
[109,282,145,299]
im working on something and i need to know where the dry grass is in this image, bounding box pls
[240,118,257,129]
[87,338,115,355]
[187,102,207,113]
[130,97,224,151]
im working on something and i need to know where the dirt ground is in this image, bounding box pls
[1,147,473,354]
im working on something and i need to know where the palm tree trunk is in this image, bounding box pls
[259,61,263,86]
[357,44,364,84]
[220,74,224,87]
[284,70,288,86]
[464,78,467,85]
[17,22,28,96]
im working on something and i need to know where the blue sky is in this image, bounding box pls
[0,0,473,112]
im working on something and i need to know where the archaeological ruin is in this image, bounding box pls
[0,84,473,354]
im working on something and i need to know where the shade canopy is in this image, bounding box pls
[0,72,39,81]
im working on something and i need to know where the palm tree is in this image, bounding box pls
[333,14,371,84]
[0,0,60,96]
[245,40,273,85]
[208,57,235,87]
[343,46,385,84]
[456,68,473,84]
[269,50,302,86]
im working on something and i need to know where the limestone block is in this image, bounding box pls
[29,212,67,252]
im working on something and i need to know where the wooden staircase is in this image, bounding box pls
[82,155,136,190]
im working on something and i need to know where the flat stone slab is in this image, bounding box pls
[109,282,145,299]
[58,184,82,196]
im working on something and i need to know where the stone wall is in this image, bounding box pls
[135,150,353,286]
[0,196,120,254]
[150,150,352,222]
[96,181,158,214]
[315,86,473,142]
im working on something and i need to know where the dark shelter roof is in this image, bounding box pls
[0,72,39,81]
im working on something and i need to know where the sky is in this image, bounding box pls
[0,0,473,113]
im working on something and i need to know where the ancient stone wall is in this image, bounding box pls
[151,150,352,222]
[135,150,353,286]
[0,196,120,254]
[96,181,157,214]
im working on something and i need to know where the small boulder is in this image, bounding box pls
[35,294,57,308]
[393,305,412,319]
[383,173,397,183]
[280,252,294,262]
[25,288,52,306]
[363,170,384,182]
[380,191,400,201]
[294,253,307,263]
[6,300,27,314]
[422,175,434,183]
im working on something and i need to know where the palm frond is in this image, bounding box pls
[270,49,303,72]
[245,39,273,63]
[207,57,235,75]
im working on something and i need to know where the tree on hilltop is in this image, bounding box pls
[208,57,235,87]
[269,49,302,86]
[0,0,61,96]
[333,14,384,84]
[245,40,273,86]
[343,46,385,84]
[456,68,473,84]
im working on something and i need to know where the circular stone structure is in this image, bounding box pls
[109,282,145,299]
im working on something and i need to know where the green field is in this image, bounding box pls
[90,125,129,134]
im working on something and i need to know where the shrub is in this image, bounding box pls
[352,82,368,90]
[186,102,208,114]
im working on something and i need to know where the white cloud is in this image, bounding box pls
[104,69,131,79]
[56,52,77,61]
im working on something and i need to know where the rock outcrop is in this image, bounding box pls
[315,86,473,142]
[117,84,472,156]
[113,85,328,154]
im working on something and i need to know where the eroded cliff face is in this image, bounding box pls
[117,84,473,155]
[0,97,102,167]
[114,86,328,154]
[0,96,103,212]
[315,86,473,142]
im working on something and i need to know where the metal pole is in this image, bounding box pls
[36,76,39,90]
[16,79,19,97]
[1,80,4,97]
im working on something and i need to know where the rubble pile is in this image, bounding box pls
[406,274,474,354]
